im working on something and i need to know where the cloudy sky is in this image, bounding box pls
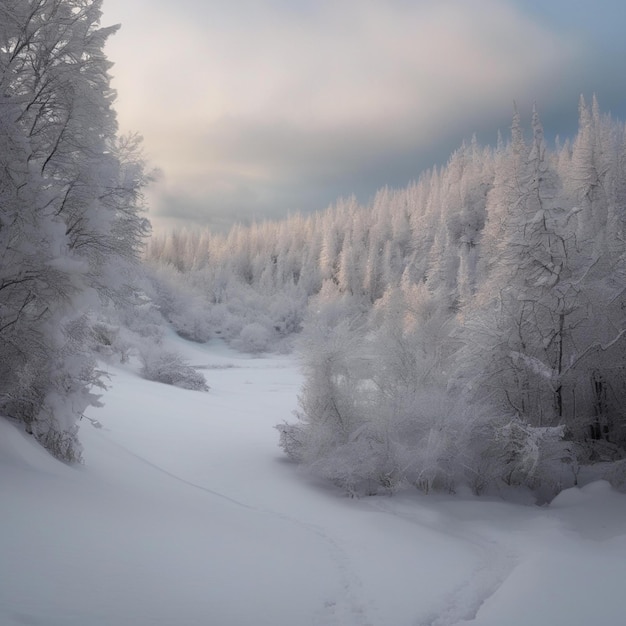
[101,0,626,231]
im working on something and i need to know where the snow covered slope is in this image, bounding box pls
[2,336,626,626]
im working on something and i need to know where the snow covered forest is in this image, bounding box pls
[1,0,626,496]
[146,98,626,499]
[3,1,626,624]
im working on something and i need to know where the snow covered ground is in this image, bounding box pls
[2,334,626,626]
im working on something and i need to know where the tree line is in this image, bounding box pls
[149,98,626,498]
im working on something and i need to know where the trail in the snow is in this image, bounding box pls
[368,499,518,626]
[96,429,379,626]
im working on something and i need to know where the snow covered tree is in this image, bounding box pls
[459,102,626,473]
[0,0,150,459]
[459,107,573,423]
[558,98,626,447]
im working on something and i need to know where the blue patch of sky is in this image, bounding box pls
[507,1,626,143]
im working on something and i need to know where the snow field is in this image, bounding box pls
[2,335,626,626]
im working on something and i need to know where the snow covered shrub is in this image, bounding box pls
[91,321,120,354]
[139,348,209,391]
[282,361,491,495]
[234,322,273,354]
[89,294,165,365]
[280,282,505,496]
[169,310,213,344]
[600,460,626,493]
[269,288,307,337]
[146,264,212,343]
[356,386,500,495]
[5,359,87,462]
[219,283,309,352]
[307,280,366,331]
[387,390,474,493]
[491,420,580,498]
[279,316,402,494]
[127,296,167,339]
[3,316,103,463]
[276,422,307,462]
[90,321,134,363]
[310,435,402,496]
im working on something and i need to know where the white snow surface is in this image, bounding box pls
[2,333,626,626]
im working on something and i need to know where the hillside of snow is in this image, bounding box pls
[2,335,626,626]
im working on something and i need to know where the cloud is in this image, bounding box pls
[103,0,581,228]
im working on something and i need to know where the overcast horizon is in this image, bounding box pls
[102,0,626,232]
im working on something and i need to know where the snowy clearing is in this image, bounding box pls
[2,335,626,626]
